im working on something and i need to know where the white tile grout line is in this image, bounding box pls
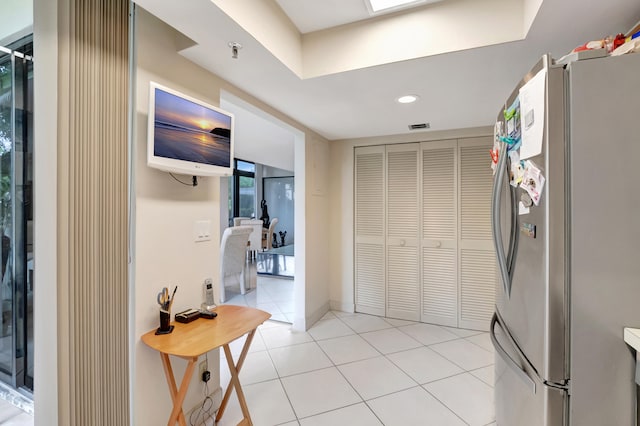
[233,311,495,425]
[267,317,491,424]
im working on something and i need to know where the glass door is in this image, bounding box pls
[0,36,34,392]
[262,176,294,246]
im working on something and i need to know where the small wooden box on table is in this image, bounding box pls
[141,305,271,426]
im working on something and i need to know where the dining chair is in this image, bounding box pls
[219,226,252,303]
[262,217,279,251]
[239,219,263,258]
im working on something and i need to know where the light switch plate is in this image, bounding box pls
[194,220,211,242]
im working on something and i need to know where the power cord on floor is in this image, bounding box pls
[188,385,214,426]
[189,353,216,426]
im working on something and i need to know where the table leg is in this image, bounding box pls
[160,352,197,426]
[216,329,257,424]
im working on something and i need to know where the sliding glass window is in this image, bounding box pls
[0,36,34,393]
[230,159,256,222]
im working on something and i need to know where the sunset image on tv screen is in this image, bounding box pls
[153,87,231,166]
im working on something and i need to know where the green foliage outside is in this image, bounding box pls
[239,176,255,218]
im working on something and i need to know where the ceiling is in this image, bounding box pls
[273,0,445,33]
[133,0,640,143]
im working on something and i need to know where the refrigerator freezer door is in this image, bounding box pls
[492,312,567,426]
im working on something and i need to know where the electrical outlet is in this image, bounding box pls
[199,359,208,380]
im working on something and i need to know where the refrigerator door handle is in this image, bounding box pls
[491,142,512,297]
[490,312,537,394]
[506,184,519,279]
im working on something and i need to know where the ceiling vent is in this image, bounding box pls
[409,123,430,130]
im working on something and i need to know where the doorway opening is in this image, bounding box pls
[220,91,303,326]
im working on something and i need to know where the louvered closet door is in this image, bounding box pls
[420,140,458,327]
[386,144,420,321]
[354,146,386,316]
[458,137,496,330]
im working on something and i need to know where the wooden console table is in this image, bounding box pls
[141,305,271,426]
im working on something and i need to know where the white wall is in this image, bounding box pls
[262,164,293,177]
[0,0,33,45]
[211,0,302,76]
[328,127,493,313]
[133,9,225,425]
[221,93,296,173]
[523,0,544,34]
[133,6,331,424]
[302,136,330,325]
[33,0,58,423]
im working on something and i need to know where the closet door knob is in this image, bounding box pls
[435,241,441,248]
[400,240,406,247]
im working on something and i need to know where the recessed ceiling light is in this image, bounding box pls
[397,94,419,104]
[368,0,424,13]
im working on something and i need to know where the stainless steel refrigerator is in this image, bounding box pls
[490,52,640,425]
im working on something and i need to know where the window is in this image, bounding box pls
[0,35,34,392]
[229,159,256,222]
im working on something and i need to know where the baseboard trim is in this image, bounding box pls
[329,300,354,314]
[293,301,330,331]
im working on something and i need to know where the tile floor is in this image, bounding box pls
[0,398,33,426]
[0,278,495,426]
[215,310,496,426]
[223,275,295,323]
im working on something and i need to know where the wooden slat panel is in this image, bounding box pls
[355,243,385,313]
[387,150,418,238]
[423,148,456,240]
[422,248,457,320]
[460,145,493,241]
[355,152,384,238]
[460,249,496,326]
[387,246,419,319]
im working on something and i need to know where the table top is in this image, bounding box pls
[141,305,271,358]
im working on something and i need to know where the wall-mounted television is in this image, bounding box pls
[147,81,234,177]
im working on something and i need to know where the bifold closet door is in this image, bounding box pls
[458,137,496,330]
[354,146,386,316]
[420,140,458,327]
[385,144,420,321]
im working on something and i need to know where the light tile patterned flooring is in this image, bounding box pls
[0,398,32,425]
[223,275,296,323]
[1,277,495,426]
[219,279,496,426]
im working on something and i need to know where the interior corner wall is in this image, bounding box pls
[132,8,224,425]
[132,5,334,422]
[328,139,355,313]
[327,127,493,315]
[523,0,544,34]
[300,136,330,327]
[33,0,60,423]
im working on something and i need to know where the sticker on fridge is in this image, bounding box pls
[518,201,530,215]
[491,122,502,174]
[508,150,524,187]
[520,160,545,206]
